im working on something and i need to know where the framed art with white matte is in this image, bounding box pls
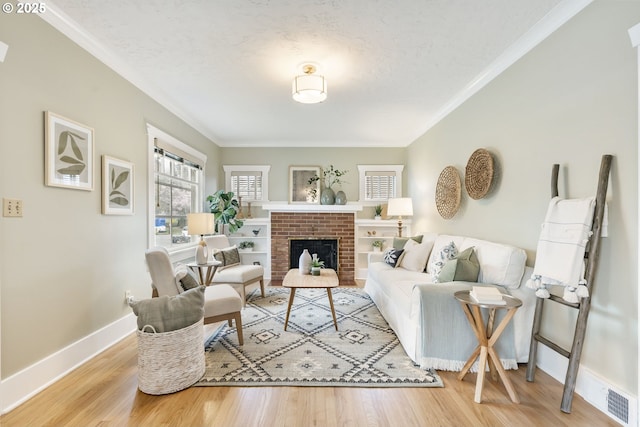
[102,155,134,215]
[45,111,94,191]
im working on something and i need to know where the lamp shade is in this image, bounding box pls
[292,65,327,104]
[187,213,215,236]
[387,198,413,217]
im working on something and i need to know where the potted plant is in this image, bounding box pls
[308,165,348,205]
[310,257,325,276]
[372,240,384,252]
[238,241,255,252]
[206,190,244,234]
[374,205,383,220]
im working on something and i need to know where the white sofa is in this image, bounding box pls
[364,233,536,372]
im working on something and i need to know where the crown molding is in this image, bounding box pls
[410,0,593,145]
[39,1,220,144]
[39,0,591,149]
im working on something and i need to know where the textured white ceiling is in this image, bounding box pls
[45,0,585,147]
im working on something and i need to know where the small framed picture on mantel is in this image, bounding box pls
[289,166,320,204]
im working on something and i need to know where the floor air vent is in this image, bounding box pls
[607,389,629,425]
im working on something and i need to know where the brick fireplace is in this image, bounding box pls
[270,211,355,285]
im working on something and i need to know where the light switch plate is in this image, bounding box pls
[3,198,23,217]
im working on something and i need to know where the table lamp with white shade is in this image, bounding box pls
[187,212,215,264]
[387,198,413,237]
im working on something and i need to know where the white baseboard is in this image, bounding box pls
[0,313,136,414]
[536,345,638,426]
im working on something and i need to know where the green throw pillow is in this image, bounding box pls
[436,247,480,283]
[393,235,423,250]
[130,286,205,332]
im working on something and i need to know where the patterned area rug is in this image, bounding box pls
[195,286,443,387]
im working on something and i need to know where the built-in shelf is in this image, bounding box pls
[354,219,412,280]
[228,218,270,279]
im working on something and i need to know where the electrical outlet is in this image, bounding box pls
[125,291,132,303]
[3,198,23,217]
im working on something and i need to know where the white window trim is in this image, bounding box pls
[223,165,271,204]
[146,123,207,252]
[357,164,404,205]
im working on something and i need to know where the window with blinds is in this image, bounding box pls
[365,171,397,200]
[357,164,404,202]
[231,171,263,201]
[153,146,203,249]
[223,165,271,202]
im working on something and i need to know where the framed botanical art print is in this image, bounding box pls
[102,155,134,215]
[289,166,320,204]
[45,111,94,190]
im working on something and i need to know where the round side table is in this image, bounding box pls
[186,260,221,286]
[454,290,522,404]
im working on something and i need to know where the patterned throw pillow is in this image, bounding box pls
[430,241,458,281]
[179,270,200,291]
[383,248,405,268]
[212,246,241,270]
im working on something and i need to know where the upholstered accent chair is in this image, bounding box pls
[144,247,244,345]
[204,235,265,303]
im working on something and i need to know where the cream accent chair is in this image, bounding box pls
[204,235,265,303]
[145,247,244,345]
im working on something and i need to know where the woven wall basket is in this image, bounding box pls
[435,166,461,219]
[465,148,494,200]
[137,318,205,395]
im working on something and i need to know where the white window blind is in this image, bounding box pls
[358,164,404,203]
[223,165,271,202]
[365,171,397,200]
[231,171,263,201]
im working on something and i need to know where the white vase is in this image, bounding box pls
[299,249,311,275]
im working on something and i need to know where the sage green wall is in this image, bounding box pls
[219,147,406,217]
[0,14,220,377]
[407,1,638,394]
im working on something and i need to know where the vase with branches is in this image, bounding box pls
[308,165,348,205]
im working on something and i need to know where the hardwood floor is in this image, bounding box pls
[2,283,619,427]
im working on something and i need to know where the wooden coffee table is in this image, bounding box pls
[282,268,339,331]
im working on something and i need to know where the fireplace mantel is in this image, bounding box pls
[263,203,363,213]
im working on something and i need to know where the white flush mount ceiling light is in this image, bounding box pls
[292,64,327,104]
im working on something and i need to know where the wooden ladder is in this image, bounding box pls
[525,154,612,413]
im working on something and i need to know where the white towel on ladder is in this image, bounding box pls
[526,197,595,302]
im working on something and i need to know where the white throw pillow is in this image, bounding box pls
[398,238,435,272]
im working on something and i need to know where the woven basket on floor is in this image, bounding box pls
[136,318,205,395]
